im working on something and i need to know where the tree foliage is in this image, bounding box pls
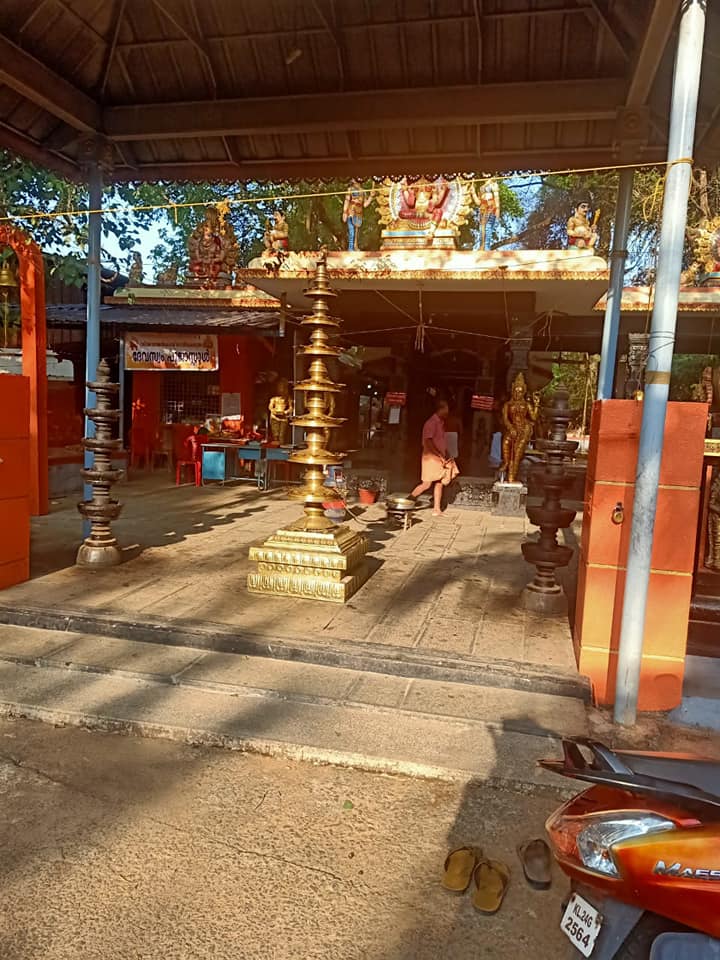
[1,147,719,291]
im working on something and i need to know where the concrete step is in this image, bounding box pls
[0,624,588,791]
[0,600,590,703]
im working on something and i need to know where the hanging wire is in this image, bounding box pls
[0,157,691,225]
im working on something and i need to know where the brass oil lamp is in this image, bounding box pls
[248,252,370,602]
[0,254,18,348]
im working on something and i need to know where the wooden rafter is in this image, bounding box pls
[625,0,679,107]
[104,78,626,141]
[0,34,100,133]
[99,0,127,101]
[150,0,218,96]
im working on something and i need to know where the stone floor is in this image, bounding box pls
[2,474,578,676]
[0,717,573,960]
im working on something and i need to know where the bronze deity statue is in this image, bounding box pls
[268,378,291,444]
[707,469,720,571]
[500,372,541,483]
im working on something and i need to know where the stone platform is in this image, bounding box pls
[0,475,582,696]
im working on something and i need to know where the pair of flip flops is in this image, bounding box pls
[441,847,510,914]
[442,839,552,912]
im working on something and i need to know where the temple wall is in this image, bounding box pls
[575,400,708,711]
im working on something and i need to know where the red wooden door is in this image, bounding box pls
[0,375,30,589]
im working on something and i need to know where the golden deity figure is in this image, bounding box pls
[706,470,720,571]
[268,378,291,444]
[470,178,500,250]
[567,200,600,250]
[266,211,290,253]
[343,180,374,251]
[377,176,473,249]
[187,206,238,288]
[500,372,541,483]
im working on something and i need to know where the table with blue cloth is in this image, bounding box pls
[200,442,296,491]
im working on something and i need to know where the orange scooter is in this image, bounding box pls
[540,739,720,959]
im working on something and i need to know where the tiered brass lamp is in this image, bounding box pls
[247,253,370,602]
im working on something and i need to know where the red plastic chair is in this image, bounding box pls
[175,434,202,487]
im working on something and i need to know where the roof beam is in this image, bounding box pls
[625,0,679,107]
[575,0,634,58]
[114,7,588,48]
[0,121,79,179]
[104,78,626,141]
[0,33,101,133]
[99,0,128,101]
[110,145,666,183]
[150,0,218,95]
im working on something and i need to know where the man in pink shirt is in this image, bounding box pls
[409,399,458,516]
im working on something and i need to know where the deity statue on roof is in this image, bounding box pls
[683,216,720,285]
[500,371,541,484]
[156,262,179,287]
[377,176,473,250]
[566,199,599,250]
[342,180,375,251]
[187,206,238,289]
[266,211,289,253]
[471,179,500,250]
[128,251,143,286]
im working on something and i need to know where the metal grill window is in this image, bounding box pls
[161,372,220,423]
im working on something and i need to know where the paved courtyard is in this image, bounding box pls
[2,475,578,678]
[0,716,571,960]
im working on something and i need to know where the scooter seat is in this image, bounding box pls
[616,751,720,800]
[650,932,720,958]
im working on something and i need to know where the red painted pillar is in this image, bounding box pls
[575,400,707,711]
[19,249,48,515]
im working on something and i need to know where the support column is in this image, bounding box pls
[83,164,102,536]
[614,0,707,726]
[597,167,634,400]
[79,139,113,535]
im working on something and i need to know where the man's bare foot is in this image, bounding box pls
[432,511,444,517]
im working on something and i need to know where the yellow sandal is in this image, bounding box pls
[471,858,511,914]
[441,846,481,892]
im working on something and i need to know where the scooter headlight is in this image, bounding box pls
[577,815,675,877]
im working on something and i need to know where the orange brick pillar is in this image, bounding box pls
[575,400,707,711]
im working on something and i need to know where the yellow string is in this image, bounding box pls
[0,157,686,226]
[642,156,694,221]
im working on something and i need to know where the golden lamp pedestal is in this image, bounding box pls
[247,252,370,603]
[248,520,369,603]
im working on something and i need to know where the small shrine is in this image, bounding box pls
[377,177,473,250]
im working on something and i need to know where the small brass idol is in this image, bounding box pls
[707,470,720,572]
[248,254,370,602]
[500,372,541,483]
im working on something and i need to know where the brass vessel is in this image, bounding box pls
[248,254,370,602]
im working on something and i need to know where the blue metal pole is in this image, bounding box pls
[614,0,707,727]
[83,164,103,538]
[597,167,634,400]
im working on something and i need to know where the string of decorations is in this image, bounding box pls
[0,158,688,226]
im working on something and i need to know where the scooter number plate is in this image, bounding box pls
[561,893,603,957]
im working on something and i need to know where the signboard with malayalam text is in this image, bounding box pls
[125,333,219,372]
